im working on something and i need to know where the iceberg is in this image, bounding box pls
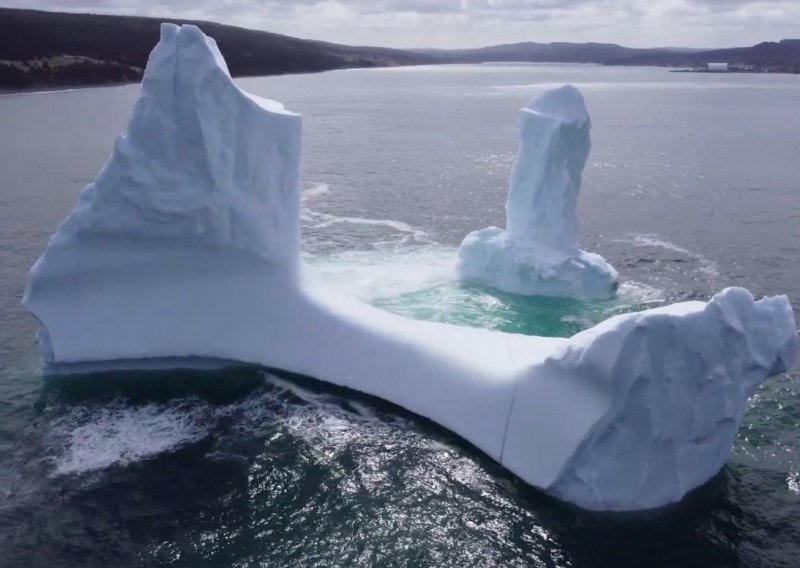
[457,85,618,299]
[23,24,798,511]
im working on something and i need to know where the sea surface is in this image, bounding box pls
[0,64,799,567]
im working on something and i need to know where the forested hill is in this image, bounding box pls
[414,43,705,65]
[2,8,798,91]
[0,8,436,90]
[416,40,800,71]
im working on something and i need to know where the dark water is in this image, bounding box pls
[1,64,799,567]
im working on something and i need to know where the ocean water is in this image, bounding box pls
[0,64,799,567]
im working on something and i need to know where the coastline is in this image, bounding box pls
[0,80,138,96]
[3,62,797,96]
[0,63,412,96]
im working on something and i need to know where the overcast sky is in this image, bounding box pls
[2,0,798,49]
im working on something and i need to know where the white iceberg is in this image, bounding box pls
[23,24,798,512]
[458,85,618,299]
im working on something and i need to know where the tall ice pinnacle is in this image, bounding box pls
[52,23,303,267]
[458,85,618,299]
[507,85,589,252]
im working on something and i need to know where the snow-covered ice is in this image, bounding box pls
[23,24,798,511]
[458,85,618,299]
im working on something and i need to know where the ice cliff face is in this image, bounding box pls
[458,85,618,299]
[505,287,797,510]
[53,24,302,268]
[23,25,799,512]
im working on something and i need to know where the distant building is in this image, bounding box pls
[707,62,729,72]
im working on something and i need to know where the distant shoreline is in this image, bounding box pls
[3,62,798,96]
[0,63,392,95]
[2,7,798,93]
[669,68,799,74]
[0,81,135,96]
[0,64,375,95]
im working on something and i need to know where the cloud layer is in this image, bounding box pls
[2,0,798,48]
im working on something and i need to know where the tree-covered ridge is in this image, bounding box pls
[0,7,435,90]
[2,7,798,91]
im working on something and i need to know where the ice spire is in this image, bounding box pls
[458,85,617,299]
[52,24,303,267]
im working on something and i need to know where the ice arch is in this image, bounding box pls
[24,24,798,511]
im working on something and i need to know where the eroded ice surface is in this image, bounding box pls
[23,24,798,512]
[458,85,618,299]
[52,23,302,267]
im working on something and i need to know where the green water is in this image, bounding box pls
[373,281,654,337]
[307,246,665,338]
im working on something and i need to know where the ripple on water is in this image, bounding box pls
[307,245,667,338]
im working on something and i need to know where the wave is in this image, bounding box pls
[620,232,720,279]
[49,399,210,475]
[45,373,420,476]
[300,182,431,249]
[300,183,331,202]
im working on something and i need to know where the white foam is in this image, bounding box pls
[50,400,209,475]
[300,183,430,248]
[309,212,429,244]
[305,247,456,301]
[230,374,410,453]
[616,280,667,304]
[301,183,331,202]
[47,375,392,476]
